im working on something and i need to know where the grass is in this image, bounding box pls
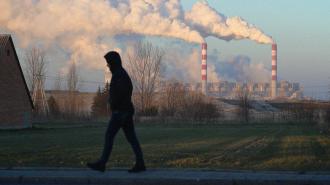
[1,122,330,171]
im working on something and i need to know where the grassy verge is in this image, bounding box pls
[1,122,329,171]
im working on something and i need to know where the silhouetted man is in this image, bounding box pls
[87,51,145,173]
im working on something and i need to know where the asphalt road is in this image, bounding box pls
[1,168,330,185]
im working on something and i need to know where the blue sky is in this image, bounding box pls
[182,0,330,99]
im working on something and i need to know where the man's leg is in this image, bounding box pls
[122,114,145,172]
[99,113,122,164]
[87,113,121,172]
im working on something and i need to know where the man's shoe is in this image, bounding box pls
[87,161,106,172]
[128,164,146,173]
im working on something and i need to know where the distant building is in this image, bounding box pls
[0,34,34,128]
[158,79,303,100]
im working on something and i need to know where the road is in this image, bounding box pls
[1,168,330,185]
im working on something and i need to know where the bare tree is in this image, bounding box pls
[53,72,63,91]
[65,62,81,117]
[237,88,251,123]
[25,47,47,93]
[67,62,79,92]
[24,47,48,115]
[47,96,60,118]
[177,91,220,122]
[160,80,186,117]
[125,41,164,115]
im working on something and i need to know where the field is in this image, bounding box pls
[1,122,330,171]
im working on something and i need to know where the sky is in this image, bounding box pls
[2,0,330,99]
[182,0,330,99]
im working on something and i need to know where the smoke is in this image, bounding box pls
[211,55,271,83]
[0,0,273,92]
[162,48,220,83]
[163,47,270,83]
[0,0,273,71]
[185,1,274,44]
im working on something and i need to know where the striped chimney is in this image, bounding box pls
[201,42,207,95]
[271,43,277,98]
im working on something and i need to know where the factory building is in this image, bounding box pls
[160,80,302,100]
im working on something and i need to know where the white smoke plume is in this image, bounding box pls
[163,48,220,83]
[0,0,273,76]
[211,55,271,83]
[185,1,274,44]
[163,47,270,83]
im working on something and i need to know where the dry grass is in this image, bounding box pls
[0,122,330,171]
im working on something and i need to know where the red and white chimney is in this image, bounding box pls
[201,43,207,94]
[271,43,277,98]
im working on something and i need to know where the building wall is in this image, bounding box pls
[0,40,32,128]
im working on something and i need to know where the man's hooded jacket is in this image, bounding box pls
[104,51,134,114]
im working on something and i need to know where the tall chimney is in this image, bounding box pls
[201,42,207,95]
[271,43,277,98]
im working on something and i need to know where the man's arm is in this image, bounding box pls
[109,74,128,111]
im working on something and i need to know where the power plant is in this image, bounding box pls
[200,42,280,99]
[101,41,303,100]
[160,80,303,100]
[102,42,285,100]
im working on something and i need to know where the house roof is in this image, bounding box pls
[0,34,34,109]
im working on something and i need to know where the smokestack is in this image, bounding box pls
[201,42,207,95]
[271,43,277,98]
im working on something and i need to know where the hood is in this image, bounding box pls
[104,51,122,73]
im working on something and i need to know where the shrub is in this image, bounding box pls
[176,92,221,122]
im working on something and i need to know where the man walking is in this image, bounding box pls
[87,51,146,173]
